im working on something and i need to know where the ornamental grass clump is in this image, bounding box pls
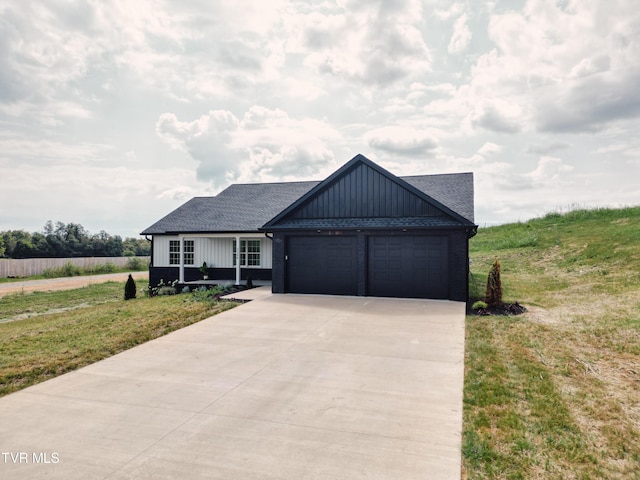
[485,259,502,307]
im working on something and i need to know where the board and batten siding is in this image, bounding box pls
[152,235,272,269]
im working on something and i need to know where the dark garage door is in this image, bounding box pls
[368,236,448,299]
[287,236,358,295]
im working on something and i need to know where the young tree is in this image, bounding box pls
[124,274,137,300]
[485,259,503,307]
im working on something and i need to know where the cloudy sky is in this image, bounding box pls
[1,0,638,238]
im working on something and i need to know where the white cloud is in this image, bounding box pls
[1,0,639,236]
[526,156,574,184]
[471,100,523,133]
[448,14,472,54]
[156,106,342,185]
[0,136,111,165]
[526,142,570,155]
[434,2,464,21]
[365,126,439,155]
[482,0,640,133]
[293,0,432,87]
[477,142,502,156]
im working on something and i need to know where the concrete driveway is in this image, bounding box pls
[0,290,466,479]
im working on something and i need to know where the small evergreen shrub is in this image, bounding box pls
[124,274,137,300]
[472,300,488,310]
[485,259,503,307]
[246,275,253,289]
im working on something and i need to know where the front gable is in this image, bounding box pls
[263,154,472,230]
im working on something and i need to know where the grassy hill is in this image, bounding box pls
[463,207,640,479]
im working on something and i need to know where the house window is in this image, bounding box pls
[184,240,194,265]
[233,239,261,267]
[169,240,180,265]
[169,239,194,265]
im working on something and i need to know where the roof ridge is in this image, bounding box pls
[226,180,321,187]
[401,172,473,178]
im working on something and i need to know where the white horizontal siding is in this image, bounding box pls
[153,235,272,269]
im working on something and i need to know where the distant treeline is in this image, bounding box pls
[0,221,149,259]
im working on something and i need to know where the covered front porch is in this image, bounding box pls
[165,232,273,287]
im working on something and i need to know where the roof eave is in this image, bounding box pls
[142,229,265,236]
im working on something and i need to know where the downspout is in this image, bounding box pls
[145,235,153,267]
[235,235,241,285]
[179,236,185,283]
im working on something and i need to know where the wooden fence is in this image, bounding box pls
[0,257,150,278]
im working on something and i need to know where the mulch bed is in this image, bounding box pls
[472,302,527,316]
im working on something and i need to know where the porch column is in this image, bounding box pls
[179,236,185,283]
[235,236,241,285]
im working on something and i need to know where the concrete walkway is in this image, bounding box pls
[0,293,466,479]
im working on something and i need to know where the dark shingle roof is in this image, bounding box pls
[141,181,319,235]
[141,173,474,235]
[403,172,475,223]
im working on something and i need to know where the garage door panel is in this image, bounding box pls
[368,236,448,299]
[287,236,357,295]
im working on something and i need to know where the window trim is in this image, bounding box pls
[169,240,180,265]
[183,240,194,265]
[169,239,195,265]
[233,239,261,267]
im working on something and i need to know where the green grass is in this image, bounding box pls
[0,281,236,397]
[0,281,127,319]
[464,206,640,479]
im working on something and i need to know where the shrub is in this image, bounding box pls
[124,274,137,300]
[146,279,178,297]
[199,262,208,277]
[126,257,147,271]
[88,262,117,274]
[485,259,503,307]
[246,275,253,289]
[43,262,81,278]
[472,300,488,310]
[190,284,225,303]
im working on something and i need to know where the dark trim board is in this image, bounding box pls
[149,266,271,288]
[272,229,470,301]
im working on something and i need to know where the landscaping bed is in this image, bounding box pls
[471,301,527,316]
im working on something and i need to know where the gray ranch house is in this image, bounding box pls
[141,154,477,301]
